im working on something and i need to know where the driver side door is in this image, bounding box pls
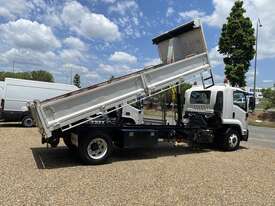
[233,90,248,133]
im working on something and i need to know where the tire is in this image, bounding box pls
[22,116,34,127]
[222,128,240,151]
[63,136,77,152]
[78,131,113,165]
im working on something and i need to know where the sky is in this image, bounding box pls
[0,0,274,88]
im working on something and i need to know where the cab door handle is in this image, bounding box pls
[232,112,235,119]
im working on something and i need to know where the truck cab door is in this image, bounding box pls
[232,90,248,133]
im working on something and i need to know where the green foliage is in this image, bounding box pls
[73,73,81,88]
[261,88,275,111]
[30,70,54,82]
[218,0,255,87]
[262,99,273,112]
[0,70,54,82]
[179,83,192,96]
[262,88,275,103]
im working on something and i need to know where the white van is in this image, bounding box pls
[0,81,4,99]
[0,78,78,127]
[0,81,4,117]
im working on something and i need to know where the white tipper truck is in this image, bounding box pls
[28,20,255,164]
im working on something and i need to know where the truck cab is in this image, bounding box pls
[184,84,252,149]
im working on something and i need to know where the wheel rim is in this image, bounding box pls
[228,133,238,148]
[87,138,108,160]
[24,118,33,127]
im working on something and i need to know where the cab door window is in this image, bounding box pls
[233,91,247,111]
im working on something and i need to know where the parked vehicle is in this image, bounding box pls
[0,81,4,100]
[0,81,4,119]
[0,81,4,95]
[0,78,78,127]
[29,20,254,165]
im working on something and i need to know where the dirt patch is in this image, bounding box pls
[249,111,275,122]
[249,111,275,128]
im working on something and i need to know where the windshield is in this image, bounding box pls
[190,91,211,104]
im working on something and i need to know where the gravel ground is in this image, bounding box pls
[0,124,274,206]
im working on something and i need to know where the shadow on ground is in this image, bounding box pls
[0,122,23,127]
[31,144,248,170]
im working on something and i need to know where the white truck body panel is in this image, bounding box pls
[0,81,4,111]
[2,78,78,112]
[122,104,144,124]
[29,20,211,138]
[0,81,4,99]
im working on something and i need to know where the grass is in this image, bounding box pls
[248,121,275,128]
[255,104,275,111]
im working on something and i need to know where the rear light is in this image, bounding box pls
[0,99,4,110]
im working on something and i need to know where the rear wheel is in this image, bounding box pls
[222,128,240,151]
[22,116,34,127]
[78,131,113,165]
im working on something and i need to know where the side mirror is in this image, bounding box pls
[249,97,256,111]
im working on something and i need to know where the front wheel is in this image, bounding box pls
[78,132,113,165]
[222,128,240,151]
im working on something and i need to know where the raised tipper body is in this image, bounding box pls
[29,19,211,138]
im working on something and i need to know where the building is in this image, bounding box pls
[245,87,263,105]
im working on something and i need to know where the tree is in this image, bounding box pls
[0,70,54,82]
[261,88,275,111]
[30,70,54,82]
[218,0,255,87]
[73,73,81,88]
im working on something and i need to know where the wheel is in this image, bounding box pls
[63,136,77,152]
[78,131,113,165]
[222,128,240,151]
[22,116,34,127]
